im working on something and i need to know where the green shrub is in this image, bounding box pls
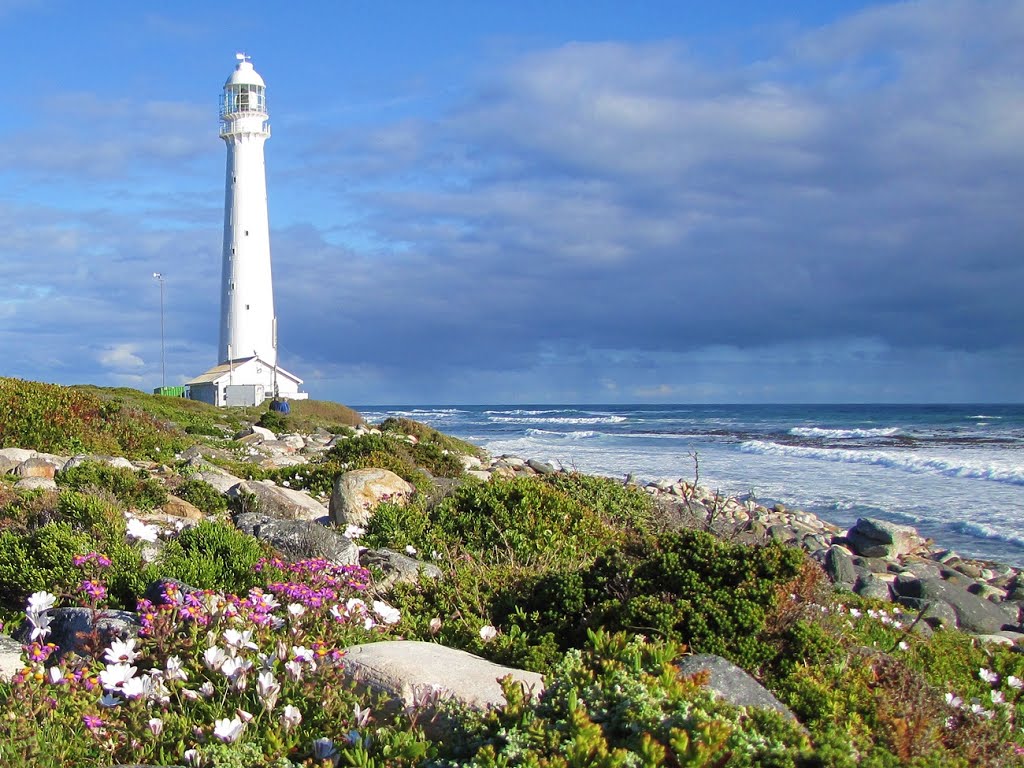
[0,522,95,614]
[147,519,270,594]
[56,490,124,537]
[173,478,229,515]
[257,409,289,433]
[379,416,483,459]
[543,472,653,532]
[56,461,167,511]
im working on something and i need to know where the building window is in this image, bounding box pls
[246,304,250,310]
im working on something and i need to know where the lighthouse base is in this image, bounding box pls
[186,356,306,407]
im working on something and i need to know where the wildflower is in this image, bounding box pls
[27,591,57,614]
[126,517,160,542]
[199,681,215,698]
[969,702,993,718]
[898,640,909,651]
[353,703,371,728]
[213,716,245,743]
[83,714,103,731]
[372,600,401,625]
[281,704,302,731]
[479,625,498,642]
[945,693,963,709]
[291,646,315,663]
[147,718,164,737]
[992,690,1006,705]
[343,524,365,540]
[165,655,189,682]
[256,670,280,709]
[979,668,999,684]
[284,659,305,682]
[312,737,338,761]
[1008,675,1023,690]
[183,749,200,767]
[99,663,138,693]
[103,638,139,665]
[405,544,417,555]
[203,646,228,672]
[46,666,64,685]
[78,579,108,602]
[849,608,861,618]
[99,693,122,708]
[222,628,258,654]
[287,603,305,619]
[429,617,442,634]
[26,612,53,642]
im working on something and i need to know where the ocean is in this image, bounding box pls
[355,404,1024,568]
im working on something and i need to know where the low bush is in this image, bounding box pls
[146,519,271,595]
[56,461,168,511]
[173,478,229,516]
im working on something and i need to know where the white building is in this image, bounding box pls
[188,54,306,407]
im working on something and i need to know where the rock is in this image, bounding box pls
[0,634,24,681]
[360,548,443,591]
[526,458,558,475]
[846,518,925,559]
[459,454,483,472]
[893,575,1012,633]
[330,469,414,528]
[855,574,893,602]
[975,634,1014,646]
[676,654,798,722]
[230,479,328,522]
[233,513,359,565]
[280,435,306,451]
[340,640,544,713]
[968,583,1007,602]
[465,470,491,482]
[824,546,857,588]
[0,447,36,465]
[63,455,135,471]
[161,495,204,521]
[234,425,276,441]
[14,456,61,479]
[768,524,795,543]
[14,476,58,491]
[197,466,245,495]
[15,608,138,657]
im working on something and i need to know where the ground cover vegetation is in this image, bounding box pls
[0,378,1021,766]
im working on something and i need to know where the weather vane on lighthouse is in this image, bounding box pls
[186,54,306,407]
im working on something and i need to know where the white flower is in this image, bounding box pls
[27,612,53,641]
[213,716,244,743]
[165,655,189,682]
[257,670,280,709]
[183,749,200,767]
[405,544,417,556]
[353,703,371,728]
[147,718,164,737]
[99,663,138,693]
[222,628,258,653]
[46,666,64,685]
[479,625,498,642]
[126,517,160,542]
[969,702,993,718]
[281,704,302,731]
[898,641,908,651]
[203,646,228,672]
[1008,675,1023,690]
[103,638,139,665]
[199,681,215,698]
[291,646,315,663]
[287,603,305,619]
[27,591,57,614]
[345,597,367,615]
[285,659,305,682]
[343,524,365,540]
[945,692,963,709]
[849,608,861,618]
[979,668,999,684]
[121,675,147,700]
[429,617,442,634]
[372,600,401,625]
[991,690,1006,705]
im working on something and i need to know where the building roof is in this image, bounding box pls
[226,58,265,88]
[186,356,303,386]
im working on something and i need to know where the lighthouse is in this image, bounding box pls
[187,54,305,407]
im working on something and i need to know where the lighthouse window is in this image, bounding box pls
[246,304,250,310]
[245,230,249,236]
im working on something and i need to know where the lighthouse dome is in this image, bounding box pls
[225,58,265,88]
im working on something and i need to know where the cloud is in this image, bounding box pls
[98,344,145,370]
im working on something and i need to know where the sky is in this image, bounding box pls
[0,0,1021,405]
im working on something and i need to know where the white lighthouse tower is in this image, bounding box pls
[187,54,305,407]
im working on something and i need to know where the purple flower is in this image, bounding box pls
[83,714,103,731]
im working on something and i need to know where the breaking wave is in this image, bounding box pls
[525,428,598,440]
[740,440,1024,486]
[789,426,901,439]
[488,415,628,425]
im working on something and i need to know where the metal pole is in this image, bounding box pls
[153,273,166,390]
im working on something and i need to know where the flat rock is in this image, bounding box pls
[161,495,204,520]
[0,448,36,465]
[676,654,798,722]
[341,640,544,712]
[234,512,359,566]
[230,479,328,522]
[330,468,414,528]
[197,466,246,495]
[527,458,558,475]
[14,476,58,491]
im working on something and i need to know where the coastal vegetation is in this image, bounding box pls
[0,376,1022,766]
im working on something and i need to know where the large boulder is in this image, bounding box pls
[676,654,798,722]
[14,456,62,479]
[0,448,37,466]
[330,469,414,528]
[823,546,857,589]
[846,518,926,559]
[196,466,246,495]
[340,641,544,712]
[160,495,204,521]
[229,479,328,522]
[15,608,138,658]
[234,513,359,566]
[893,575,1015,634]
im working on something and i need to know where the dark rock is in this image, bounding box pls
[893,575,1013,633]
[824,546,857,588]
[361,548,443,592]
[852,556,892,574]
[676,654,798,722]
[234,513,359,565]
[15,608,138,658]
[854,574,893,602]
[768,524,795,543]
[897,597,958,629]
[846,518,925,559]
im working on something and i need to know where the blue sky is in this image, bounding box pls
[0,0,1021,404]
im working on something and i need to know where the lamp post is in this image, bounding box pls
[152,272,166,390]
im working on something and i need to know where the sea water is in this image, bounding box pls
[356,404,1024,568]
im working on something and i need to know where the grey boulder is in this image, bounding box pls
[234,512,359,566]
